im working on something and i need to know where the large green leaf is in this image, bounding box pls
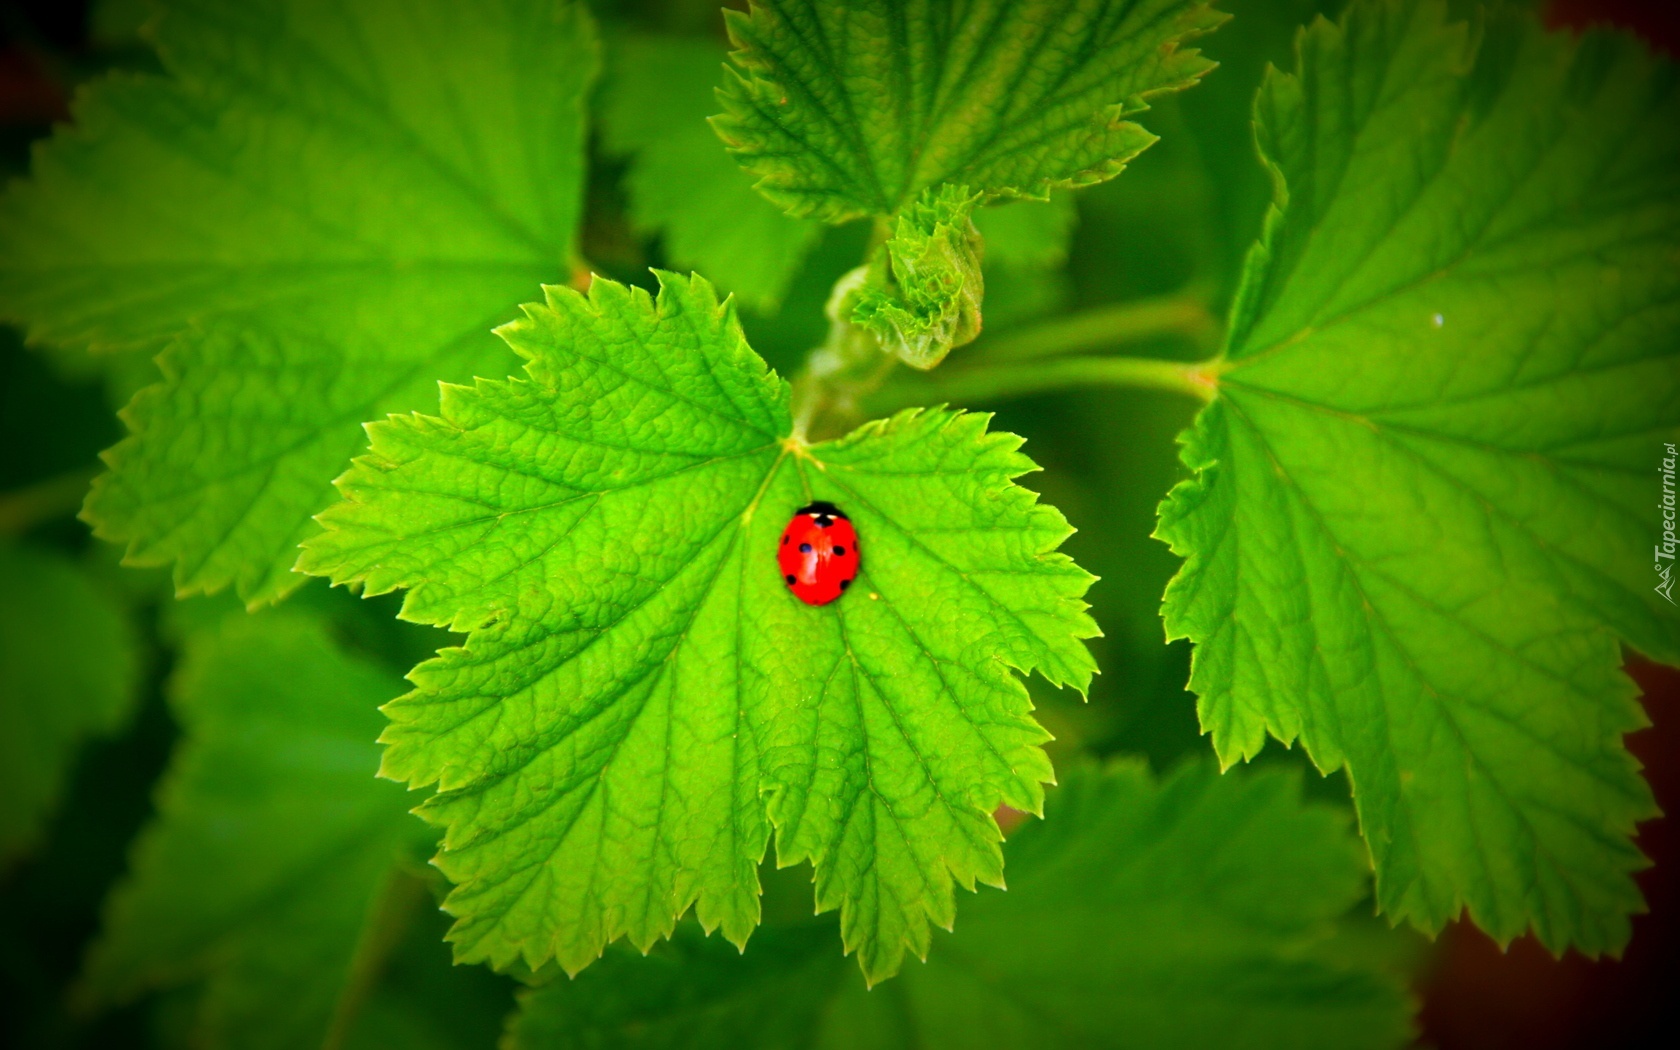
[714,0,1226,222]
[1156,0,1679,953]
[81,612,427,1050]
[505,761,1415,1049]
[299,271,1096,984]
[0,0,596,603]
[0,541,139,866]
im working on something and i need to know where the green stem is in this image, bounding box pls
[0,465,99,535]
[796,233,1219,437]
[322,864,429,1050]
[971,291,1216,363]
[872,354,1221,412]
[790,262,898,442]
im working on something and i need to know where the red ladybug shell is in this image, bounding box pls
[778,501,860,606]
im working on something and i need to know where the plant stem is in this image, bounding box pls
[789,262,897,442]
[794,251,1218,437]
[871,354,1222,412]
[322,865,429,1050]
[970,291,1217,363]
[0,465,98,535]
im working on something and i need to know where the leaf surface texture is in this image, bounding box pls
[1156,0,1680,952]
[300,272,1096,982]
[714,0,1224,221]
[0,0,597,602]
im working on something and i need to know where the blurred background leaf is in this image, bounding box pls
[78,613,434,1049]
[505,761,1415,1050]
[0,540,139,867]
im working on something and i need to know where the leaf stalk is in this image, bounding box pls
[871,354,1222,412]
[970,290,1217,363]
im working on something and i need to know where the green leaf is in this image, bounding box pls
[507,924,847,1050]
[1156,0,1679,954]
[299,271,1096,984]
[505,761,1415,1050]
[852,184,985,369]
[81,612,427,1050]
[713,0,1226,223]
[600,33,823,311]
[0,541,139,866]
[0,0,597,603]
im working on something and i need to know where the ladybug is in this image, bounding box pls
[777,501,860,606]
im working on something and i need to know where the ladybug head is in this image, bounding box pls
[796,500,846,520]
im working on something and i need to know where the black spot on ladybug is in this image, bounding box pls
[832,545,845,556]
[840,578,852,590]
[785,574,796,585]
[814,516,833,527]
[799,542,812,553]
[781,535,788,545]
